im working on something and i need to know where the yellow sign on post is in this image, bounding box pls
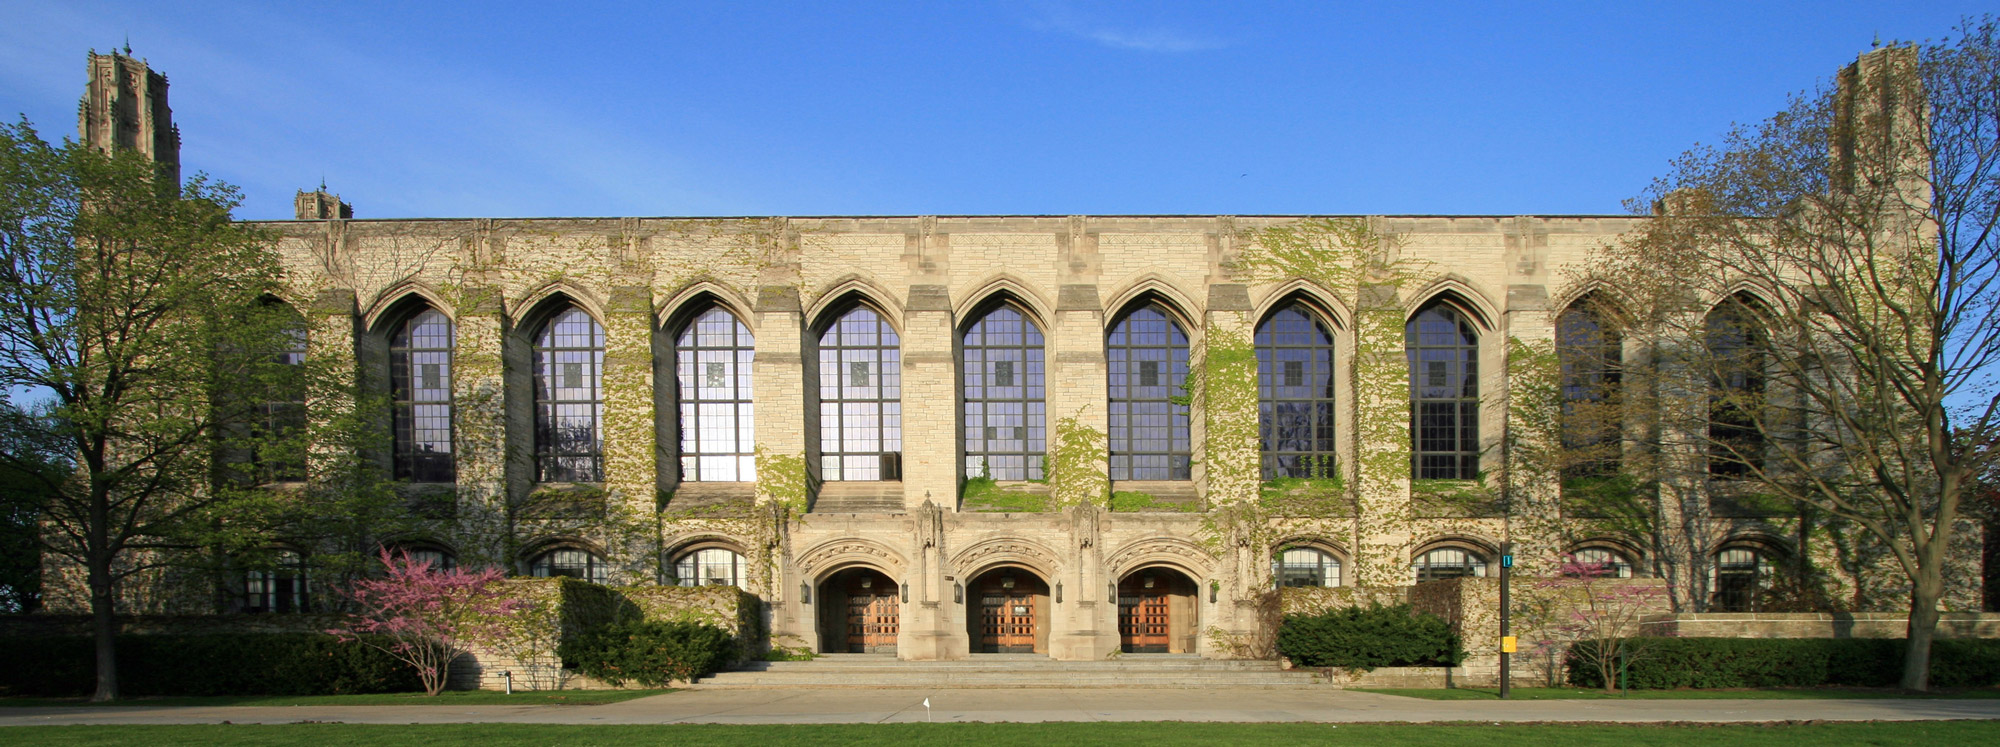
[1501,636,1517,653]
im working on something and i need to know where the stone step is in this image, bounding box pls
[692,655,1326,689]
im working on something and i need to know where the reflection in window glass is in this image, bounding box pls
[674,548,746,589]
[530,548,606,583]
[1258,304,1336,480]
[392,309,455,482]
[1108,304,1190,480]
[1274,547,1342,588]
[677,307,756,482]
[963,305,1046,481]
[533,307,604,482]
[1414,547,1487,581]
[1406,306,1479,480]
[1558,302,1622,478]
[818,307,901,480]
[1707,299,1767,478]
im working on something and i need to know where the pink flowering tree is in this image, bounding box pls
[329,550,524,695]
[1535,554,1674,692]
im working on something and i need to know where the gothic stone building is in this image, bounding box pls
[48,50,1985,659]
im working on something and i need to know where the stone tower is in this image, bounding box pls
[78,48,181,185]
[294,185,353,219]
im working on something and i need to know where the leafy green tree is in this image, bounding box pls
[0,120,291,701]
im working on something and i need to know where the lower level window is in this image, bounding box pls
[1274,547,1342,588]
[530,548,607,583]
[1713,547,1773,611]
[673,548,746,589]
[244,550,308,613]
[1413,547,1487,581]
[1565,547,1634,578]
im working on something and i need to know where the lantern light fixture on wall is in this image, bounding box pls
[1000,573,1016,590]
[1055,582,1063,603]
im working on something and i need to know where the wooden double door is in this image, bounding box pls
[973,571,1047,654]
[1118,570,1192,653]
[822,568,899,653]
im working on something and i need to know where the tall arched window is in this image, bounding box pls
[1407,304,1479,480]
[676,306,755,482]
[963,304,1046,481]
[818,305,901,481]
[1108,303,1190,481]
[391,308,455,483]
[1706,298,1766,478]
[1557,300,1621,479]
[533,306,604,483]
[254,306,309,483]
[1258,303,1337,479]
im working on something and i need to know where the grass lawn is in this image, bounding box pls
[1359,686,2000,700]
[3,721,1999,745]
[0,689,671,708]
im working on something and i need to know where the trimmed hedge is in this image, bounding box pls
[0,633,420,697]
[1276,603,1464,671]
[1566,637,2000,690]
[558,620,739,686]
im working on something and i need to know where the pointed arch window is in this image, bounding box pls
[963,304,1046,481]
[1407,304,1479,480]
[533,306,604,483]
[1706,299,1767,478]
[676,306,756,482]
[1108,302,1190,481]
[1557,301,1622,479]
[818,305,901,481]
[1257,303,1337,480]
[391,309,455,483]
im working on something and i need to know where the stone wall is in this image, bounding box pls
[1640,612,2000,639]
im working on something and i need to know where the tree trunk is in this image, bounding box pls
[1901,571,1943,692]
[88,557,119,702]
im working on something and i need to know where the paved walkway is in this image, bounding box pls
[4,688,2000,726]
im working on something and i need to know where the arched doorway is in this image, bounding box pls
[1117,567,1199,654]
[965,566,1050,654]
[817,567,900,653]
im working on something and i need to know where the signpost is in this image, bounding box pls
[1499,543,1512,699]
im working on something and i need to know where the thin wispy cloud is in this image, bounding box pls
[1021,1,1228,53]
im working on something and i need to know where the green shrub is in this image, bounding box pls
[558,620,738,686]
[0,633,420,697]
[1566,637,2000,689]
[1275,603,1464,671]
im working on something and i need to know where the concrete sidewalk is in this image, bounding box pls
[4,688,2000,726]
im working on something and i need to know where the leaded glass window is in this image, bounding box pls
[255,312,309,483]
[1258,304,1336,479]
[1274,547,1342,588]
[673,547,746,589]
[963,305,1046,481]
[392,309,455,482]
[533,307,604,482]
[243,549,308,613]
[818,306,901,481]
[1407,305,1479,480]
[1108,303,1190,481]
[1414,547,1487,581]
[676,307,755,482]
[1558,302,1622,478]
[530,547,606,583]
[1713,547,1773,611]
[1707,300,1766,478]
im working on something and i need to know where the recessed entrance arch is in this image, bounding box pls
[964,566,1050,654]
[1117,566,1199,654]
[816,567,900,654]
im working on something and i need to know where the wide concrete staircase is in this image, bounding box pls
[693,653,1325,689]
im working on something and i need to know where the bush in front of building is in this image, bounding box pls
[0,632,420,697]
[1275,603,1464,671]
[557,619,739,686]
[1566,637,2000,690]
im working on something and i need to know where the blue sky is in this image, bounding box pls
[0,1,1989,221]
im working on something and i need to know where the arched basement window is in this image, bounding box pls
[1413,546,1487,581]
[1713,546,1776,611]
[1257,303,1337,480]
[533,306,605,483]
[243,549,309,613]
[1706,299,1767,479]
[963,304,1046,481]
[1564,547,1635,578]
[530,547,607,583]
[1274,547,1342,588]
[676,306,756,482]
[1406,304,1479,480]
[818,305,901,481]
[1107,303,1190,481]
[391,308,455,483]
[1557,300,1621,479]
[673,547,747,589]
